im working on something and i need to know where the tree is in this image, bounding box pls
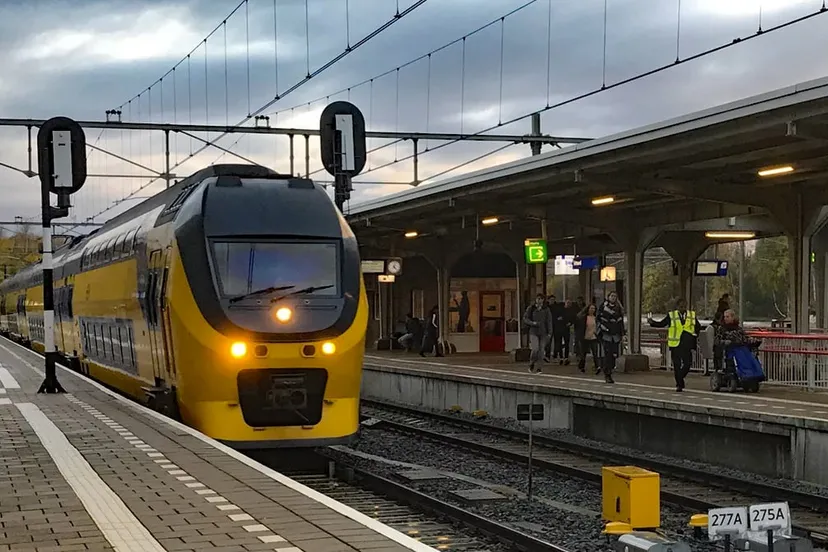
[642,260,679,314]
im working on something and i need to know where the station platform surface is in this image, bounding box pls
[363,351,828,424]
[0,338,434,552]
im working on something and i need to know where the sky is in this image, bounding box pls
[1,0,828,234]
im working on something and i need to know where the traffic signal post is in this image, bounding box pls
[319,101,367,212]
[36,117,87,394]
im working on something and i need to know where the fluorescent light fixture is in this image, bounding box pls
[757,165,794,177]
[481,217,499,225]
[591,196,615,206]
[705,231,756,239]
[404,231,418,238]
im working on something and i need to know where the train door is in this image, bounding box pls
[479,291,506,352]
[158,247,175,381]
[146,249,164,383]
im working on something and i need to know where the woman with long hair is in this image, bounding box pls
[575,303,601,374]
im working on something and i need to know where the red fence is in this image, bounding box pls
[640,328,828,390]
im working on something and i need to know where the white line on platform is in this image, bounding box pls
[364,355,828,412]
[0,337,439,552]
[15,402,166,552]
[0,366,20,389]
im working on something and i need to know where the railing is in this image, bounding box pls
[641,328,828,390]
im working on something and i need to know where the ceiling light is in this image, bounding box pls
[404,231,418,238]
[591,196,615,206]
[757,165,794,177]
[705,231,756,239]
[481,217,499,225]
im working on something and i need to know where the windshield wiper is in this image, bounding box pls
[229,285,295,304]
[270,285,335,304]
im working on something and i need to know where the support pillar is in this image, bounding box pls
[534,218,548,297]
[437,265,451,355]
[578,269,593,304]
[610,226,660,355]
[765,189,828,334]
[811,228,828,330]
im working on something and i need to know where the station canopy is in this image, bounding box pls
[347,77,828,255]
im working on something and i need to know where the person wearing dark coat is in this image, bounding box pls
[420,305,443,357]
[523,294,554,373]
[596,291,625,383]
[548,298,570,364]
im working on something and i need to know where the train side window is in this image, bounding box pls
[126,325,135,368]
[113,235,125,259]
[67,287,74,318]
[117,326,125,365]
[102,239,112,263]
[102,325,109,360]
[94,324,102,357]
[128,229,139,255]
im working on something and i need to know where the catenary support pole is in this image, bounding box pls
[37,180,65,394]
[36,117,87,394]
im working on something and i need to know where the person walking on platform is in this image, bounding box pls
[420,305,443,357]
[647,298,702,392]
[549,297,569,364]
[575,303,600,374]
[523,293,553,374]
[596,291,624,383]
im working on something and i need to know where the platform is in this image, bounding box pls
[0,337,435,552]
[361,351,828,488]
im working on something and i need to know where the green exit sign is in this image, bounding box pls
[524,238,548,264]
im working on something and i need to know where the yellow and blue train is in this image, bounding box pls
[0,164,368,448]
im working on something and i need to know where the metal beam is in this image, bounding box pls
[0,220,103,227]
[0,118,591,145]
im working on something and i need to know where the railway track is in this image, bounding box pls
[360,398,828,546]
[280,451,572,552]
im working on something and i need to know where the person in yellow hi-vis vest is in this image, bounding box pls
[647,298,703,392]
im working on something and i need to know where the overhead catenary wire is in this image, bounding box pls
[72,0,427,227]
[305,4,828,183]
[71,1,827,228]
[113,0,247,111]
[212,0,532,165]
[262,0,538,119]
[162,1,428,178]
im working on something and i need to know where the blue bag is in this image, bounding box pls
[726,345,765,382]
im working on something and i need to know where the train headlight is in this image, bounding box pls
[230,341,247,358]
[321,342,336,355]
[274,307,292,323]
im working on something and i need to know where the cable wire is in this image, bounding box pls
[113,1,247,110]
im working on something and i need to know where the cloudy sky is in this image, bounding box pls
[1,0,827,233]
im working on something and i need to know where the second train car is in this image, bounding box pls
[0,164,368,448]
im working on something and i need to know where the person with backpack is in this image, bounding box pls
[523,293,553,373]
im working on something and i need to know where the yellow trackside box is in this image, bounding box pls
[602,466,660,530]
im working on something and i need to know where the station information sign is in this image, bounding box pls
[524,239,548,264]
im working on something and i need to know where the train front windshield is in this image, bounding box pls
[212,241,340,298]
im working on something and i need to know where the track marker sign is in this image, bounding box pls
[707,506,748,541]
[748,502,791,534]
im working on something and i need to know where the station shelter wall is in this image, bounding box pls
[365,251,519,353]
[366,255,439,347]
[450,251,519,353]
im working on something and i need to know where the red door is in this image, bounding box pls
[479,291,505,352]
